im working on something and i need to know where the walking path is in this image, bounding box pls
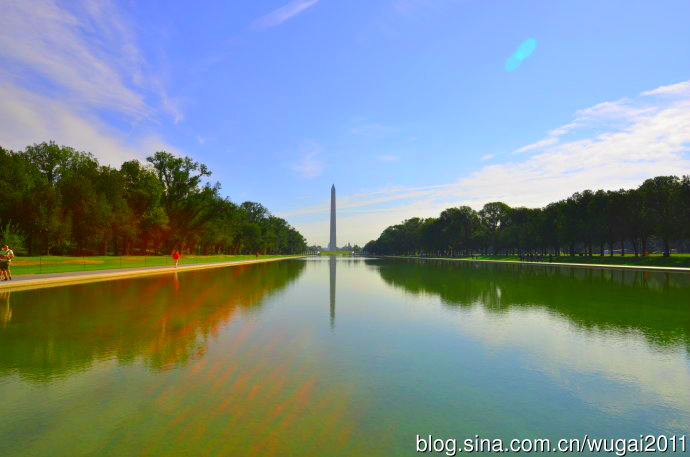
[0,256,308,291]
[385,256,690,273]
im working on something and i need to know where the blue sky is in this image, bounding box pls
[1,0,689,246]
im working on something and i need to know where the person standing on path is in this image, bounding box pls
[0,245,14,280]
[172,250,180,267]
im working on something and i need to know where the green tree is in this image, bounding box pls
[59,152,113,255]
[439,206,479,256]
[22,143,76,254]
[639,176,683,256]
[146,151,216,249]
[478,202,510,254]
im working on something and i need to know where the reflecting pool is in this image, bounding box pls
[1,257,689,456]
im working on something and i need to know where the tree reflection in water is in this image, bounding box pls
[368,258,690,351]
[0,260,305,382]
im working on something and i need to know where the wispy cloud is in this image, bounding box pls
[480,153,495,161]
[280,184,445,218]
[286,81,690,245]
[641,80,690,96]
[378,154,399,162]
[350,123,395,136]
[574,99,653,121]
[252,0,320,30]
[467,86,690,208]
[0,0,180,122]
[0,83,179,164]
[513,98,655,155]
[291,140,326,179]
[0,0,181,163]
[513,137,559,154]
[283,189,450,246]
[391,0,437,17]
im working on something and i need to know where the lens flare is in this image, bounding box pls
[505,38,537,72]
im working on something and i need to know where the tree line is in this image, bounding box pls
[364,176,690,257]
[0,141,307,256]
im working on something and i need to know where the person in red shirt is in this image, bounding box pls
[172,250,180,267]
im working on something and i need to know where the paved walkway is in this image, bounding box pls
[0,256,308,291]
[384,256,690,273]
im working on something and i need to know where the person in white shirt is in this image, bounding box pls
[0,245,14,281]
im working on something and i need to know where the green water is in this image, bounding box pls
[1,257,689,456]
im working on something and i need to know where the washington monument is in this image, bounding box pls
[328,184,336,250]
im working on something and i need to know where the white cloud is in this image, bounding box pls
[251,0,320,30]
[0,0,181,163]
[641,80,690,96]
[513,97,657,155]
[466,91,690,208]
[574,98,653,122]
[291,141,326,179]
[286,80,690,245]
[377,154,399,162]
[480,154,494,161]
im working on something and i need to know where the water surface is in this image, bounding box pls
[1,257,689,456]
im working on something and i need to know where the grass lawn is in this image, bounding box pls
[416,254,690,268]
[8,254,305,276]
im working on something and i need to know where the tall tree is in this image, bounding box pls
[146,151,216,249]
[479,202,510,254]
[640,176,682,256]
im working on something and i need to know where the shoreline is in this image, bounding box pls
[0,256,309,292]
[380,255,690,273]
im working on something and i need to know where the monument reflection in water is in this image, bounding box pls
[330,255,336,328]
[1,257,689,457]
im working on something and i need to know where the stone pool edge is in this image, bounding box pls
[0,256,311,291]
